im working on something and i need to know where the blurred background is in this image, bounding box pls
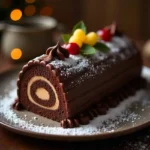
[0,0,150,71]
[0,0,149,39]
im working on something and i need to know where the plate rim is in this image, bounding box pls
[1,119,150,141]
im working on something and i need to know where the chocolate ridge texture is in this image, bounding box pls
[16,33,143,127]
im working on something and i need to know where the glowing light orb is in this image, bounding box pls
[11,48,22,60]
[24,5,36,16]
[10,9,22,21]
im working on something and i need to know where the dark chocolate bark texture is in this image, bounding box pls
[16,36,143,125]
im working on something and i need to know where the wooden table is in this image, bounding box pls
[1,47,150,150]
[1,119,150,150]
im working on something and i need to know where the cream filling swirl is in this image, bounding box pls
[27,76,59,110]
[35,88,50,100]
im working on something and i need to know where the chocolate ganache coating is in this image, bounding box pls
[16,34,142,124]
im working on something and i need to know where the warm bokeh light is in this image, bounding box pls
[11,48,22,60]
[10,9,22,21]
[25,0,35,3]
[40,6,52,16]
[24,5,36,16]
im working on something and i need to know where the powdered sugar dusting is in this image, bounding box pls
[124,137,150,150]
[0,88,148,136]
[0,67,150,136]
[49,36,136,90]
[28,36,136,91]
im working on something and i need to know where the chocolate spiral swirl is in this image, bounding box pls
[43,42,69,63]
[27,76,59,110]
[18,62,67,121]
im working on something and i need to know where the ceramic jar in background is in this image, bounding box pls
[0,16,64,62]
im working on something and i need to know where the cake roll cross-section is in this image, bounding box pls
[14,22,145,128]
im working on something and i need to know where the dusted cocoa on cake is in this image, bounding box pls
[15,22,144,128]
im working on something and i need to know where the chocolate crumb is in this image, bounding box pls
[12,98,24,110]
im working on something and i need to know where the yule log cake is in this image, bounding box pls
[14,22,145,128]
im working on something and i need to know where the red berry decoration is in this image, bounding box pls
[65,43,80,55]
[97,29,112,42]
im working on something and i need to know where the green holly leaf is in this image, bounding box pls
[80,44,96,55]
[94,42,110,53]
[62,34,71,43]
[72,21,87,34]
